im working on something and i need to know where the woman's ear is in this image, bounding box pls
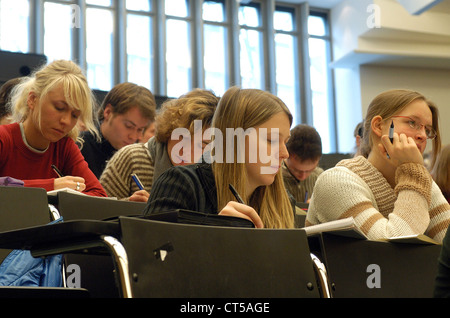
[27,92,37,110]
[371,115,384,138]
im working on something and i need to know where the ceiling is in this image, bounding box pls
[280,0,450,12]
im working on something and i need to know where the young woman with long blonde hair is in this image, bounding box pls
[144,86,295,228]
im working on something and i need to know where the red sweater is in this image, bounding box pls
[0,123,107,197]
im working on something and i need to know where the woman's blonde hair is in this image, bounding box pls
[9,59,99,142]
[212,86,294,229]
[431,144,450,201]
[360,89,441,167]
[155,88,219,143]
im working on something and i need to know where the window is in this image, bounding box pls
[165,0,191,98]
[308,12,334,153]
[203,0,227,96]
[127,5,153,90]
[239,2,263,89]
[0,0,29,53]
[44,2,73,62]
[0,0,335,152]
[86,4,114,91]
[274,6,298,127]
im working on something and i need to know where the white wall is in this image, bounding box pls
[330,0,450,153]
[360,65,450,149]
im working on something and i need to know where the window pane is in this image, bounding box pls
[308,15,326,36]
[239,29,262,89]
[86,8,113,91]
[44,2,73,62]
[204,24,226,96]
[166,19,191,97]
[309,37,331,153]
[126,0,151,11]
[239,5,260,27]
[127,14,152,90]
[86,0,112,6]
[275,33,298,126]
[0,0,29,53]
[165,0,188,17]
[202,0,224,22]
[274,10,293,32]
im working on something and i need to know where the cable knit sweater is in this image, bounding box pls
[305,156,450,243]
[99,136,173,200]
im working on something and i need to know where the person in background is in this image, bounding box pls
[282,124,323,204]
[306,89,450,243]
[144,86,295,229]
[0,59,106,196]
[78,82,156,178]
[0,77,23,125]
[100,88,218,202]
[139,120,156,142]
[353,121,364,156]
[431,144,450,203]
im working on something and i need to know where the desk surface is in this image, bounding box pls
[0,220,120,251]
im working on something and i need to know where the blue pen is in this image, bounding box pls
[304,191,308,203]
[131,173,144,190]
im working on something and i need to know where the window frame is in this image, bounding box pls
[2,0,336,152]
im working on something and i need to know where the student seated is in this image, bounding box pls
[305,89,450,242]
[282,124,323,204]
[144,86,295,229]
[100,89,219,202]
[0,60,106,196]
[0,77,22,125]
[78,82,156,178]
[431,144,450,203]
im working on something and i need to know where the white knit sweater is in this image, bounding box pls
[306,156,450,242]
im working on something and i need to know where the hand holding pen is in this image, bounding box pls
[51,164,85,192]
[128,173,150,202]
[381,121,424,166]
[219,184,264,228]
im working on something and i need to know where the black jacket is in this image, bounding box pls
[144,163,218,216]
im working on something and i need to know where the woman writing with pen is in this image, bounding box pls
[305,89,450,242]
[144,86,296,228]
[0,60,106,197]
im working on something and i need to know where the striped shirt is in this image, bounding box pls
[306,156,450,242]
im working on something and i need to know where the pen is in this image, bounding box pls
[131,173,144,190]
[389,120,394,143]
[229,183,244,204]
[387,120,394,159]
[52,164,64,178]
[304,191,308,203]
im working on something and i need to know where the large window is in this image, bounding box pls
[308,12,334,153]
[0,0,336,152]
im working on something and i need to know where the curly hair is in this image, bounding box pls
[155,88,219,143]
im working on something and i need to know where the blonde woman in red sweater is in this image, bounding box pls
[0,60,106,197]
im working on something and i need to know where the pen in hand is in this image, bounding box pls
[131,173,145,190]
[52,164,64,178]
[229,183,244,204]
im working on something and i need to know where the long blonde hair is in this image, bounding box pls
[212,86,294,229]
[360,89,441,167]
[9,59,99,142]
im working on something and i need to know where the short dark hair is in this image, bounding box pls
[286,124,322,161]
[98,82,156,122]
